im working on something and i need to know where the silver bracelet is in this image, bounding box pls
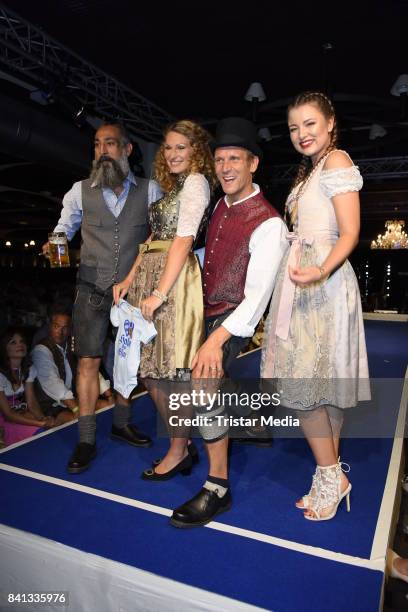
[152,289,168,303]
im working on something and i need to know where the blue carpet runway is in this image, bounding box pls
[1,320,407,611]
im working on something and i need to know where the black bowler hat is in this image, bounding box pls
[211,117,263,159]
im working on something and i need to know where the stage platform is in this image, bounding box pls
[1,320,407,611]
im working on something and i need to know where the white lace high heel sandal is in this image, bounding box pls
[296,457,341,510]
[304,460,351,522]
[296,466,321,510]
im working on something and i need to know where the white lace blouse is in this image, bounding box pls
[319,165,363,198]
[176,173,210,238]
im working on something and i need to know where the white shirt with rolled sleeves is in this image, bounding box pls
[110,300,157,399]
[31,344,74,404]
[218,184,289,338]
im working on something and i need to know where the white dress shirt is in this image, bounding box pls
[217,184,288,338]
[31,344,74,404]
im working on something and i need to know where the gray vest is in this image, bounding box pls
[79,178,149,290]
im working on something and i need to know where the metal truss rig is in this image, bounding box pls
[269,156,408,182]
[0,4,172,142]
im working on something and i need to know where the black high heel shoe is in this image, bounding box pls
[141,453,193,481]
[152,441,199,468]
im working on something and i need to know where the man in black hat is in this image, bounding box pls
[170,117,287,528]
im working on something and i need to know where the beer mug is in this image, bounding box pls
[48,232,70,268]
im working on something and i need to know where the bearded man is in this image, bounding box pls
[43,123,162,473]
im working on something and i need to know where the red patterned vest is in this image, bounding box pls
[204,190,280,318]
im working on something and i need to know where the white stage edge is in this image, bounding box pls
[0,524,265,612]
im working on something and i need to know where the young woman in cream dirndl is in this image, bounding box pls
[261,92,370,521]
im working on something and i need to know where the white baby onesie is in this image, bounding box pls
[110,300,157,399]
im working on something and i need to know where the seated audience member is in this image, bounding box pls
[31,302,113,422]
[0,327,54,446]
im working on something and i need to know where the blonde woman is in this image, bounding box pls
[114,120,217,479]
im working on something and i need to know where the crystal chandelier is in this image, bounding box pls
[371,220,408,249]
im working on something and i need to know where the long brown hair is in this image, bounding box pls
[154,120,217,193]
[0,327,31,387]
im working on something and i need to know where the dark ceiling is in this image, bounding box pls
[0,0,408,247]
[6,0,408,120]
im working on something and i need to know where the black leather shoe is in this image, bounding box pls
[235,436,273,447]
[153,441,199,467]
[235,428,273,447]
[67,442,97,474]
[170,487,232,528]
[111,424,152,447]
[142,454,192,481]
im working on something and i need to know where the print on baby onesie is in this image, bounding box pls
[110,300,157,398]
[118,319,135,359]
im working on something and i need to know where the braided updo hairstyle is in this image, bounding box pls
[285,91,339,226]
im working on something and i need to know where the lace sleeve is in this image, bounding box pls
[176,173,210,238]
[320,166,363,199]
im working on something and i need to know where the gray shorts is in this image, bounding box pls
[72,282,113,357]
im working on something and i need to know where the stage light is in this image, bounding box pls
[30,89,53,105]
[369,124,387,140]
[245,82,266,123]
